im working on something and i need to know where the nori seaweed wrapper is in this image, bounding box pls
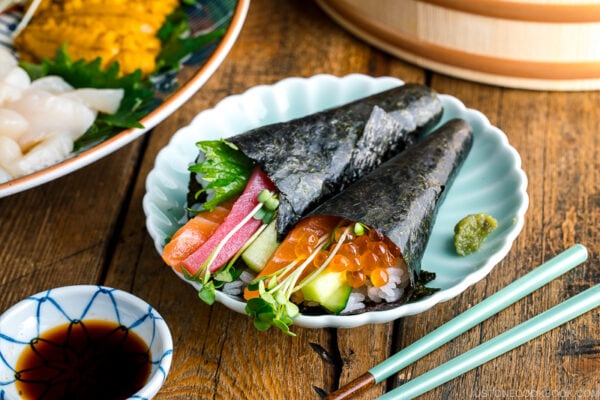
[308,118,473,293]
[190,83,443,237]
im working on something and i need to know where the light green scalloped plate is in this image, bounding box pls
[143,74,528,328]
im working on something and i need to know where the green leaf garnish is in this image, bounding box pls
[189,140,254,211]
[19,45,155,151]
[353,222,367,236]
[244,229,336,336]
[198,281,217,305]
[213,268,234,283]
[155,6,225,73]
[245,297,297,336]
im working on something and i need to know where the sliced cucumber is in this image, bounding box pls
[301,267,352,314]
[241,220,279,272]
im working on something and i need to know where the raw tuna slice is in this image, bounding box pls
[181,167,276,275]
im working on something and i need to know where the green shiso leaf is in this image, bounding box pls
[189,140,254,211]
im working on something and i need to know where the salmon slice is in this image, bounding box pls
[162,199,235,271]
[244,215,341,300]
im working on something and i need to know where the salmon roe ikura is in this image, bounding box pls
[293,222,402,289]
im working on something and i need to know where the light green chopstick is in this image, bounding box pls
[325,244,588,400]
[379,281,600,399]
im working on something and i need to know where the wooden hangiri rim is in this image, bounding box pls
[321,0,600,80]
[422,0,600,23]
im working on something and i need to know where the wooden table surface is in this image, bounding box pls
[1,1,599,399]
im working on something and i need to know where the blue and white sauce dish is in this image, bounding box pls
[0,285,173,400]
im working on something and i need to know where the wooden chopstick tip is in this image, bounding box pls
[323,372,376,400]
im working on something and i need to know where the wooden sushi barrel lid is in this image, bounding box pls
[316,0,600,91]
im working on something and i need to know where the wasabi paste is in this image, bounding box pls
[454,213,498,256]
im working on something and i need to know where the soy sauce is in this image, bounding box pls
[15,320,151,400]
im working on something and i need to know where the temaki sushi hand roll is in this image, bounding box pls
[161,83,443,304]
[187,83,443,236]
[244,119,473,334]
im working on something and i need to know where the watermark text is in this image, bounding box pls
[471,388,600,398]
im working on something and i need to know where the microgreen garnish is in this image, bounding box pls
[254,190,279,224]
[353,222,368,236]
[198,280,217,304]
[192,201,264,302]
[245,258,306,336]
[196,265,243,305]
[244,227,344,336]
[244,224,357,335]
[257,190,280,210]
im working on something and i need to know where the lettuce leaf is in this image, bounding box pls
[189,140,254,211]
